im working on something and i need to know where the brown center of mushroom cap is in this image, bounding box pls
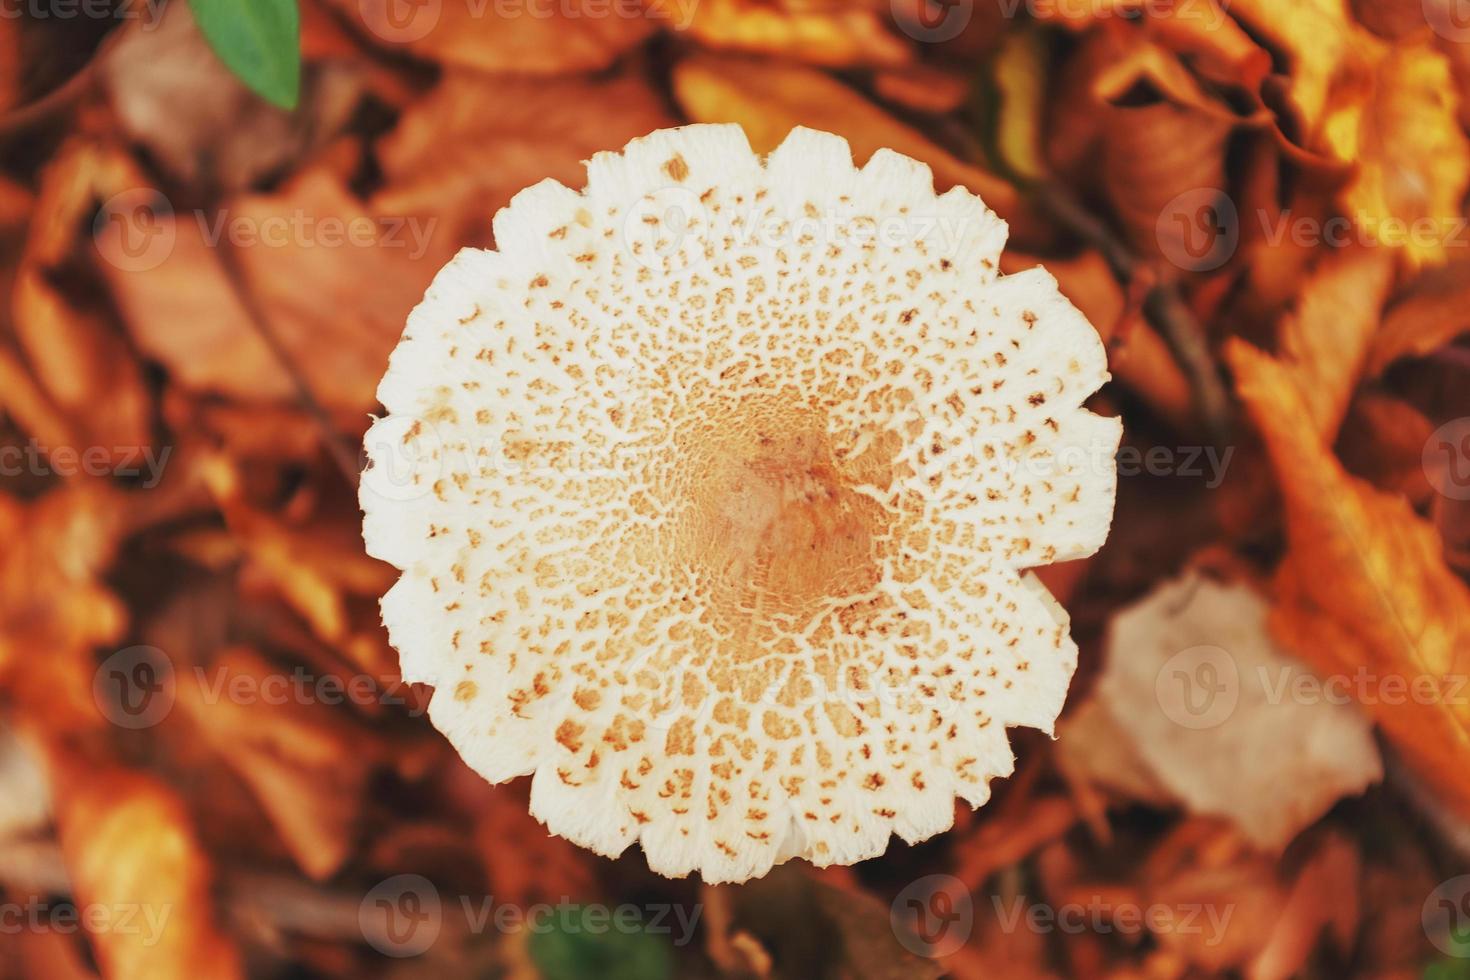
[675,393,893,626]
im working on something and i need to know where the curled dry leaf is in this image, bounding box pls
[1251,831,1360,980]
[0,488,127,730]
[203,456,394,647]
[1272,245,1394,440]
[373,69,676,249]
[1366,257,1470,376]
[102,1,366,192]
[1230,338,1470,821]
[327,0,659,73]
[49,757,244,980]
[872,64,972,116]
[103,166,460,420]
[1081,570,1381,850]
[1227,0,1356,134]
[1338,393,1434,504]
[177,646,378,880]
[0,18,17,114]
[1323,37,1470,268]
[674,53,1019,219]
[680,0,909,67]
[1103,99,1235,262]
[15,139,151,457]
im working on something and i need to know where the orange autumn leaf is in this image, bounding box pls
[0,488,128,730]
[679,0,909,66]
[177,646,380,880]
[50,758,244,980]
[1229,338,1470,821]
[373,69,676,250]
[1227,0,1356,132]
[1323,37,1470,267]
[1366,257,1470,376]
[329,0,659,74]
[15,139,152,457]
[673,52,1019,219]
[1274,245,1394,440]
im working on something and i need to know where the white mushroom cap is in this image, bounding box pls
[361,125,1120,883]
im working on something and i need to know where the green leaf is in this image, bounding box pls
[526,906,673,980]
[187,0,301,110]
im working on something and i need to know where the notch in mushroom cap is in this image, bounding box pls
[360,124,1121,884]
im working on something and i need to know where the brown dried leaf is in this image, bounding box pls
[1274,245,1394,440]
[1323,38,1470,267]
[102,2,366,192]
[330,0,658,73]
[177,646,378,880]
[0,488,127,730]
[1228,0,1356,132]
[872,64,971,115]
[203,456,393,645]
[374,69,675,249]
[1230,337,1470,820]
[1367,257,1470,375]
[1093,570,1381,850]
[682,0,908,66]
[1104,100,1235,260]
[50,757,244,980]
[15,140,151,454]
[102,166,460,418]
[0,19,18,115]
[97,207,294,405]
[674,53,1019,219]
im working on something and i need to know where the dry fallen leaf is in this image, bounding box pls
[15,139,151,457]
[674,53,1019,218]
[328,0,659,74]
[1367,257,1470,376]
[373,69,676,249]
[1323,37,1470,267]
[1231,337,1470,821]
[1227,0,1356,134]
[1087,569,1381,850]
[680,0,909,66]
[102,2,366,192]
[49,755,244,980]
[0,19,18,114]
[176,645,379,880]
[0,488,127,730]
[1273,245,1394,440]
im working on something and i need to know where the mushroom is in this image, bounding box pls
[361,125,1120,883]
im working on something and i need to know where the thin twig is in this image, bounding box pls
[1033,182,1233,442]
[213,237,362,486]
